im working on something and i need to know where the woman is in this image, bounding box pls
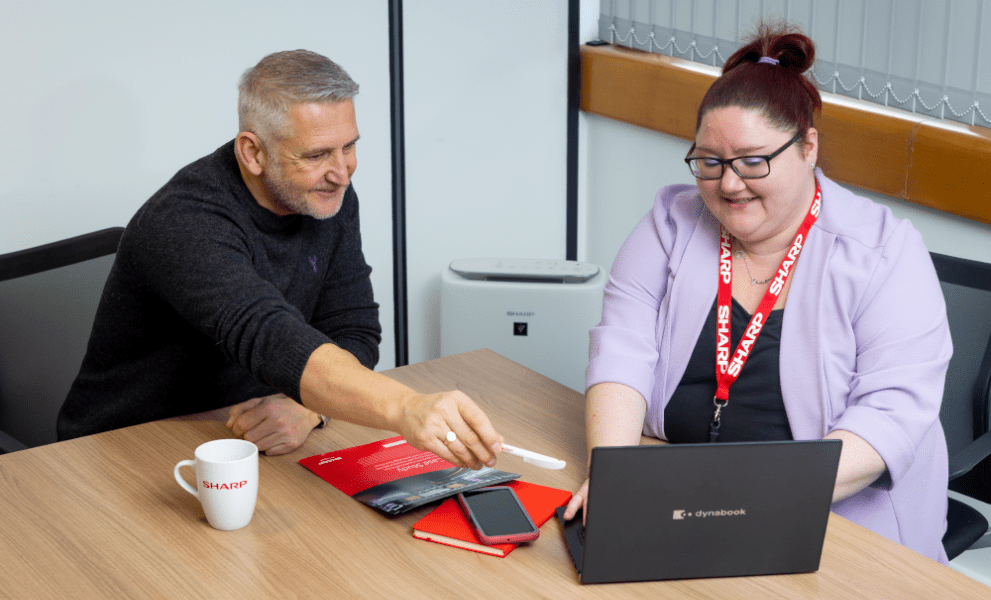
[564,23,952,564]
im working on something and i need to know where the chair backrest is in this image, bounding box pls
[932,252,991,503]
[0,228,123,449]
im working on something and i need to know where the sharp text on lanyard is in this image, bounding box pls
[714,179,821,401]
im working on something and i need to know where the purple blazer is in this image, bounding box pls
[587,172,952,563]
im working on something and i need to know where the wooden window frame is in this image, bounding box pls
[581,44,991,226]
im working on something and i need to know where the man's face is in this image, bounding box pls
[260,99,359,219]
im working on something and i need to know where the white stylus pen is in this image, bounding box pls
[501,443,567,470]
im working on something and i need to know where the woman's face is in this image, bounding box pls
[694,106,818,250]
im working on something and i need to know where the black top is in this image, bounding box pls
[664,297,792,443]
[58,141,381,440]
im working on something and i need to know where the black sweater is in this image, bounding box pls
[57,141,381,440]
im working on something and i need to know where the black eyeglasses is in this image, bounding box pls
[684,132,803,180]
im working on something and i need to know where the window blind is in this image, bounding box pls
[599,0,991,128]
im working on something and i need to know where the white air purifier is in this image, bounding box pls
[440,258,606,392]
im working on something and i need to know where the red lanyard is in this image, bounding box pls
[709,179,821,442]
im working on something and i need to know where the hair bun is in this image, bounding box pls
[697,20,822,137]
[767,32,815,72]
[725,22,815,74]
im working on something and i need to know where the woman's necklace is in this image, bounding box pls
[734,248,774,285]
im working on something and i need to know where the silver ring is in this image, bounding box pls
[445,431,457,444]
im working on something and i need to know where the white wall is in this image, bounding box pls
[581,113,991,274]
[0,1,397,367]
[9,0,981,374]
[1,1,580,372]
[403,1,571,364]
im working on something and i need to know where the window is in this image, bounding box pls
[599,0,991,128]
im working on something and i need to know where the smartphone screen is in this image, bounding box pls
[457,487,539,545]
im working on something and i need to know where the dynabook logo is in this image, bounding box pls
[673,508,746,520]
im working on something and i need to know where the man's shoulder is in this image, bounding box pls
[132,141,247,224]
[116,142,258,266]
[161,140,241,201]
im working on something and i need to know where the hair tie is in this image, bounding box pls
[757,56,779,65]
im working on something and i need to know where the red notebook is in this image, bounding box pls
[412,480,572,557]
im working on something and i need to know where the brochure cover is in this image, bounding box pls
[299,436,519,516]
[412,480,573,557]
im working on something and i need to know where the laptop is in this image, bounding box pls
[557,440,842,584]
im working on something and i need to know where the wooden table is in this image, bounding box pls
[0,349,986,599]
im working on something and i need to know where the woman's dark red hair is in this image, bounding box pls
[696,22,822,141]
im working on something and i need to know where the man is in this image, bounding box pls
[58,50,501,468]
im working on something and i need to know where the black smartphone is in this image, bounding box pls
[456,486,540,545]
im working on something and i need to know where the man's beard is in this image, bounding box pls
[261,160,343,220]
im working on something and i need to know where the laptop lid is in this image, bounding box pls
[571,440,841,584]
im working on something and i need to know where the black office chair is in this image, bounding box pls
[931,252,991,560]
[0,227,123,453]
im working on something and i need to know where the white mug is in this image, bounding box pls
[174,439,259,531]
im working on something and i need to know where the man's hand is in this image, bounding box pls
[396,390,503,470]
[226,393,322,456]
[297,344,504,468]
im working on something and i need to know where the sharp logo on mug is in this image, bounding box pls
[175,438,259,531]
[202,480,250,490]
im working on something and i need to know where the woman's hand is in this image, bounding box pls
[563,478,590,525]
[827,429,887,503]
[561,383,650,525]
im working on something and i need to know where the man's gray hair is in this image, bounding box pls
[238,49,359,143]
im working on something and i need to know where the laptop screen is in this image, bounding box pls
[562,440,841,584]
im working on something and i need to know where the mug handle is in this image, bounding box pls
[174,460,199,498]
